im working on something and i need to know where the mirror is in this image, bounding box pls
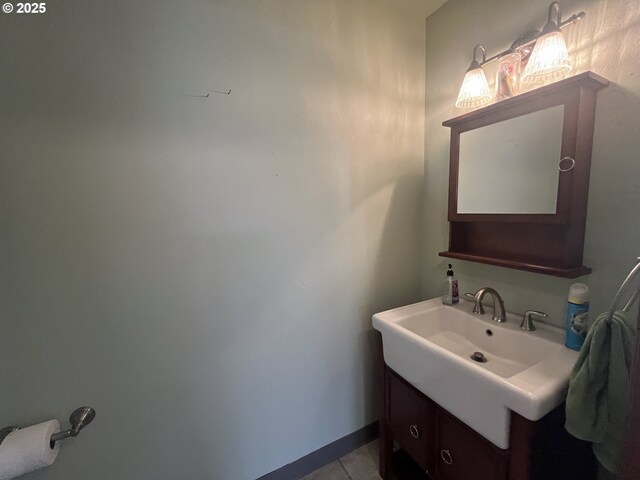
[441,72,608,277]
[457,105,564,214]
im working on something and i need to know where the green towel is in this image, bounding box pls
[565,310,635,474]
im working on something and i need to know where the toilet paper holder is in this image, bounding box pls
[0,406,96,448]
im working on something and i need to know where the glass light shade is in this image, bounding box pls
[455,67,492,108]
[495,52,521,101]
[521,30,572,84]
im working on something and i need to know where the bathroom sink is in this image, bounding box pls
[372,297,578,449]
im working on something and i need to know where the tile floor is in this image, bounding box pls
[301,440,382,480]
[303,439,614,480]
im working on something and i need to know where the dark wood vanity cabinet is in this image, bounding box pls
[382,368,508,480]
[377,337,596,480]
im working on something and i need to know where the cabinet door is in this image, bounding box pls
[434,409,508,480]
[387,370,435,473]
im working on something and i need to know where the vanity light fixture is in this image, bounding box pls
[454,2,584,108]
[455,45,492,109]
[521,2,572,84]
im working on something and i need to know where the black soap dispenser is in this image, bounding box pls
[443,264,459,305]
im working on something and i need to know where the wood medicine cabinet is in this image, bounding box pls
[440,71,608,278]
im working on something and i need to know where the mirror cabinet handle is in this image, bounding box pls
[558,156,575,172]
[409,424,420,439]
[440,449,453,465]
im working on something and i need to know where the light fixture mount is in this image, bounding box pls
[541,1,563,36]
[467,45,487,72]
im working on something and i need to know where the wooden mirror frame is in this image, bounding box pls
[440,72,608,278]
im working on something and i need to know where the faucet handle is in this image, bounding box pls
[469,290,486,315]
[520,310,548,331]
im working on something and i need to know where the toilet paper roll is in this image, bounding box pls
[0,420,60,480]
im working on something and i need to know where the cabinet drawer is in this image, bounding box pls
[434,409,508,480]
[387,370,434,473]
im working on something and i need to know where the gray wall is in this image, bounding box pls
[424,0,640,326]
[0,1,444,478]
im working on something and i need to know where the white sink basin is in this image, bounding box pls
[372,297,578,449]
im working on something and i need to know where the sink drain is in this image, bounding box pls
[470,352,487,363]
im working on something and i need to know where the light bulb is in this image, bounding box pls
[455,67,492,108]
[521,3,572,85]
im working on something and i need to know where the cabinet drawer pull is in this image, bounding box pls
[409,424,420,439]
[440,449,453,465]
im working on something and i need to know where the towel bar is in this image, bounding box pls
[607,258,640,324]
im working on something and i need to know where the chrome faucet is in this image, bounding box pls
[472,287,507,323]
